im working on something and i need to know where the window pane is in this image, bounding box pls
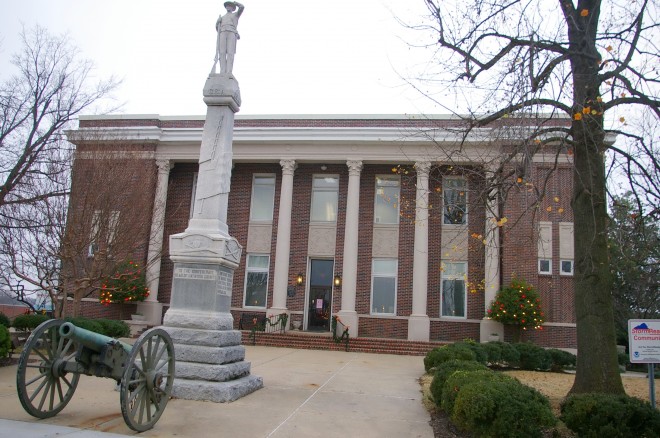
[250,176,275,221]
[375,184,399,224]
[313,176,339,188]
[561,260,573,274]
[310,259,334,287]
[539,259,551,273]
[372,277,395,314]
[442,279,465,317]
[311,191,338,222]
[443,178,467,225]
[373,259,397,275]
[245,272,267,307]
[248,255,269,269]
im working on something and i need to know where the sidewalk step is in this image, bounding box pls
[241,331,447,356]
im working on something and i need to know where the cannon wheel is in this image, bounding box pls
[120,327,175,432]
[16,319,81,418]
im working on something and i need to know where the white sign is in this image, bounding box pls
[628,319,660,363]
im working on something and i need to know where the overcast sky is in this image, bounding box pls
[0,0,439,116]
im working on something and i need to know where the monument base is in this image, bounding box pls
[163,315,263,402]
[162,229,262,403]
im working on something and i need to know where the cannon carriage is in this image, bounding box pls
[16,319,175,432]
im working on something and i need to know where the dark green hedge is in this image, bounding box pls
[12,314,51,331]
[561,393,660,438]
[0,312,10,328]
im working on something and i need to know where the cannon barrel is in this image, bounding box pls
[59,322,132,354]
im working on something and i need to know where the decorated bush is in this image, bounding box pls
[487,278,544,341]
[99,260,150,305]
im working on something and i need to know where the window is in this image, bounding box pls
[539,259,552,274]
[443,178,467,225]
[88,210,119,257]
[244,255,269,308]
[441,262,467,318]
[374,175,400,224]
[190,172,198,219]
[310,175,339,222]
[371,259,397,315]
[250,175,276,221]
[538,221,552,274]
[559,222,574,276]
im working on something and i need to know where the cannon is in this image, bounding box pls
[16,319,175,432]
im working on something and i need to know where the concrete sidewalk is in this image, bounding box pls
[0,346,433,437]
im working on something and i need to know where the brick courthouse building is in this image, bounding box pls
[68,114,577,349]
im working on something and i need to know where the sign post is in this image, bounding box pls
[628,319,660,408]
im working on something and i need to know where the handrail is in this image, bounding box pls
[331,316,350,351]
[249,312,288,345]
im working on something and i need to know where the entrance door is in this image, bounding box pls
[307,259,334,331]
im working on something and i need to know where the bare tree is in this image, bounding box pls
[0,25,124,316]
[59,146,158,317]
[407,0,659,394]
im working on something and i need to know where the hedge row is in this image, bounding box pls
[8,314,130,338]
[429,359,555,437]
[424,340,576,373]
[425,341,660,437]
[0,325,10,358]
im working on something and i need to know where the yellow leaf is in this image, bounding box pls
[606,45,613,52]
[558,208,565,213]
[582,107,591,114]
[546,206,552,212]
[554,197,560,202]
[619,116,626,123]
[516,177,523,183]
[580,9,589,16]
[591,110,598,115]
[574,113,583,121]
[596,96,603,102]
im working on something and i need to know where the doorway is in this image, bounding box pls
[306,259,334,332]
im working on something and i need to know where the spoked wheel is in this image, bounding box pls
[120,327,175,432]
[16,319,80,418]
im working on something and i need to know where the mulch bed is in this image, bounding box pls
[0,357,19,367]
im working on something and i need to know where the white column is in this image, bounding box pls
[268,159,296,325]
[408,161,431,341]
[139,159,172,324]
[337,160,362,337]
[480,165,503,342]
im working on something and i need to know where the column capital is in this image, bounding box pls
[346,160,363,176]
[280,159,297,175]
[156,159,173,174]
[414,160,432,175]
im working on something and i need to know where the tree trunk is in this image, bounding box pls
[569,53,625,394]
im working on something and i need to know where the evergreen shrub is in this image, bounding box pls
[12,314,50,331]
[95,319,131,338]
[0,325,11,358]
[561,393,660,438]
[0,312,10,328]
[482,341,502,364]
[452,378,556,438]
[424,343,477,372]
[441,370,510,414]
[430,360,490,407]
[455,339,488,364]
[514,342,552,371]
[547,348,576,371]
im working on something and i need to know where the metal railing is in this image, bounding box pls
[247,313,288,345]
[332,316,350,351]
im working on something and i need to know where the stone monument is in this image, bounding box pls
[162,1,262,402]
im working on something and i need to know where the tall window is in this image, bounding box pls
[371,259,397,315]
[559,222,574,275]
[538,222,552,274]
[244,255,269,308]
[250,175,276,221]
[443,178,467,225]
[310,175,339,222]
[374,175,400,224]
[441,262,467,318]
